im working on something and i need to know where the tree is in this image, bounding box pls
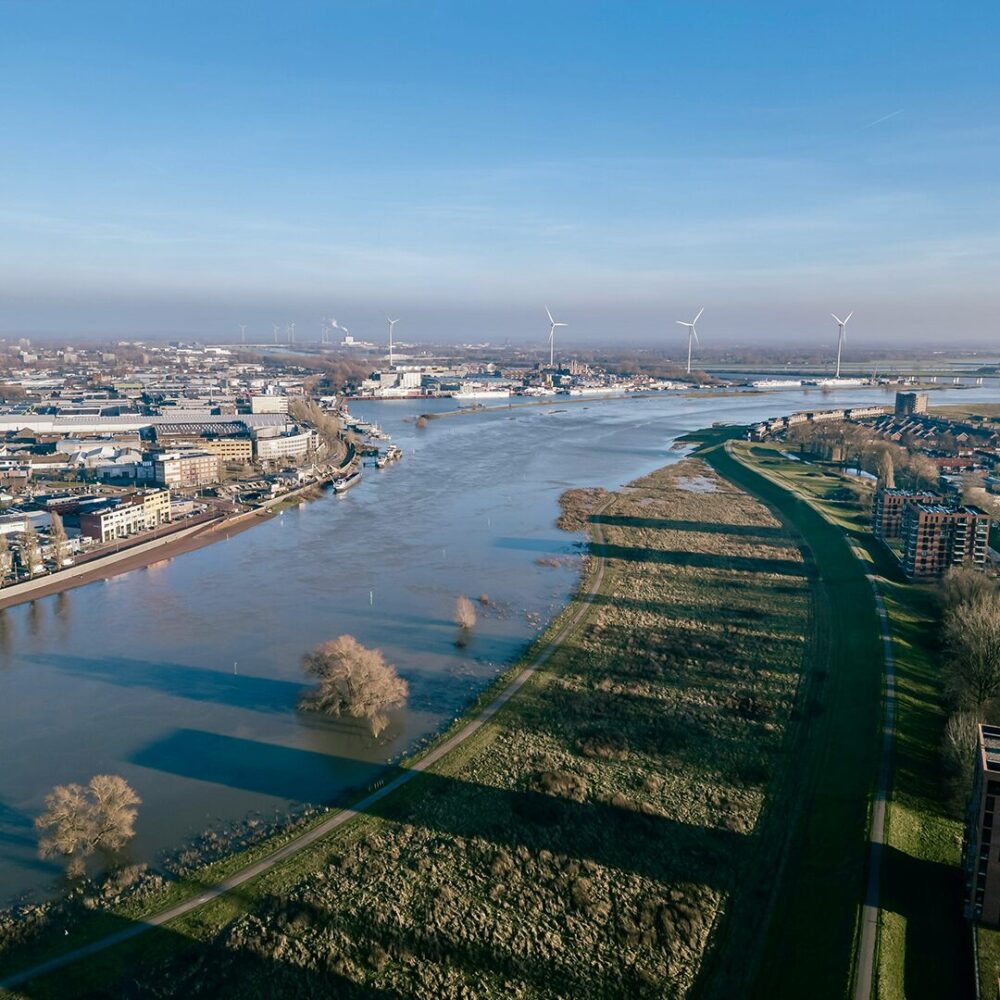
[0,533,11,583]
[35,775,141,877]
[940,567,996,614]
[18,518,41,575]
[49,511,69,567]
[943,710,980,785]
[300,635,408,737]
[455,595,477,630]
[875,449,895,489]
[944,592,1000,709]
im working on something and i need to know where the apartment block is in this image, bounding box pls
[78,488,171,543]
[965,725,1000,923]
[873,488,940,540]
[895,391,929,417]
[153,450,220,488]
[900,502,990,580]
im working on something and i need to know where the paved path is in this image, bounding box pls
[0,516,612,991]
[853,578,897,1000]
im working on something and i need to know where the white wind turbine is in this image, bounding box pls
[545,306,567,368]
[831,311,853,378]
[386,315,399,366]
[676,308,704,374]
[239,323,246,345]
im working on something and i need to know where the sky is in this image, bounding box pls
[0,1,998,347]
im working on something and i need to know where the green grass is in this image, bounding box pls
[725,443,974,1000]
[702,442,883,999]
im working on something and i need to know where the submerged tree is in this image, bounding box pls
[300,635,408,737]
[35,774,141,878]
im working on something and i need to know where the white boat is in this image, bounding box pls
[751,378,804,388]
[333,469,362,493]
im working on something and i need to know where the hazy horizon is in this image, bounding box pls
[2,2,998,344]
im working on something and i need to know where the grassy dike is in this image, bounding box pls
[700,441,883,998]
[3,454,817,999]
[724,442,974,1000]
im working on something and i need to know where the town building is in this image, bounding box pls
[250,394,289,414]
[900,502,990,580]
[964,724,1000,923]
[78,488,171,543]
[895,391,929,417]
[253,428,313,462]
[873,488,941,540]
[197,437,253,462]
[153,450,220,488]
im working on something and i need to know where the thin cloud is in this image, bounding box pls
[864,109,904,129]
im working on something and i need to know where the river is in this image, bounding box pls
[0,384,995,902]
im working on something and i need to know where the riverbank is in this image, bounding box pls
[0,467,352,613]
[0,454,822,998]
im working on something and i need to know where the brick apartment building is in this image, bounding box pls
[873,488,940,540]
[965,724,1000,923]
[900,502,990,580]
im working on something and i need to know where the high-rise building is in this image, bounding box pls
[965,725,1000,923]
[900,502,990,580]
[873,488,940,540]
[895,391,929,417]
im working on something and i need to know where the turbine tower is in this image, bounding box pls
[831,311,853,379]
[386,315,399,367]
[545,306,567,368]
[272,323,279,344]
[239,323,246,345]
[676,308,704,374]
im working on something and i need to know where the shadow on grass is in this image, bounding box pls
[879,844,975,1000]
[590,513,790,540]
[2,906,409,999]
[131,729,744,889]
[590,542,808,577]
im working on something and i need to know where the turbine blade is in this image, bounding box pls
[676,321,691,327]
[831,313,843,325]
[693,307,704,323]
[844,311,854,324]
[545,306,555,324]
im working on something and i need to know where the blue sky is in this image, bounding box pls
[1,1,998,345]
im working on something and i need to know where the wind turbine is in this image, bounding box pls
[386,315,399,367]
[272,323,280,344]
[831,311,853,379]
[545,306,567,368]
[676,308,704,374]
[239,323,246,345]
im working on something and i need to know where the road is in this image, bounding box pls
[0,510,612,991]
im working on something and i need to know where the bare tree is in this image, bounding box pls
[35,775,141,877]
[49,511,70,567]
[0,533,11,583]
[18,519,41,576]
[875,449,895,489]
[944,592,1000,709]
[300,635,408,737]
[943,710,980,782]
[940,568,996,614]
[456,596,477,630]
